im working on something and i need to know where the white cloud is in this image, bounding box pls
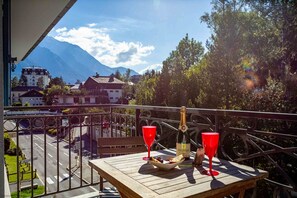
[139,63,162,74]
[56,27,67,33]
[53,25,155,67]
[88,23,97,27]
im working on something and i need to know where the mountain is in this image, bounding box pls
[14,37,138,83]
[139,64,162,74]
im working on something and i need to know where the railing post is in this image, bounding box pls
[110,106,113,137]
[215,112,220,158]
[136,109,140,136]
[0,1,5,196]
[215,113,219,132]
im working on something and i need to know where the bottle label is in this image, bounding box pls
[176,143,190,158]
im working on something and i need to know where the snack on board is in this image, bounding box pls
[170,155,184,163]
[150,155,184,164]
[149,155,185,170]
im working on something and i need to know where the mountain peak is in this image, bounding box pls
[15,36,138,83]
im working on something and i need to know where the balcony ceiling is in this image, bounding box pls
[11,0,76,63]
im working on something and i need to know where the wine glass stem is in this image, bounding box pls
[209,157,212,173]
[148,147,150,158]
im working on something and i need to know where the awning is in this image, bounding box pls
[11,0,76,63]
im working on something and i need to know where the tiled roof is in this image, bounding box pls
[12,86,43,92]
[20,90,43,97]
[90,76,125,84]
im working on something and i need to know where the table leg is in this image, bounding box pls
[239,190,245,198]
[119,191,128,198]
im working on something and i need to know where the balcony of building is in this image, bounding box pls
[2,104,297,197]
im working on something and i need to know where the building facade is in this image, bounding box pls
[19,89,44,106]
[21,66,50,88]
[11,86,43,105]
[57,75,125,105]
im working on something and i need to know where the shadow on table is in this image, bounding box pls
[210,177,225,189]
[216,159,261,178]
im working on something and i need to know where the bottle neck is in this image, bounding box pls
[179,106,188,132]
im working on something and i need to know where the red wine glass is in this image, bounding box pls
[202,132,219,176]
[142,126,156,160]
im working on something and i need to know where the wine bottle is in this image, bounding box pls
[176,106,190,160]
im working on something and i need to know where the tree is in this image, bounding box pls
[19,74,27,86]
[154,64,170,106]
[49,76,65,88]
[11,76,19,88]
[124,69,131,82]
[43,85,69,105]
[155,34,204,107]
[37,77,44,88]
[199,0,251,109]
[135,71,158,105]
[75,79,81,84]
[114,70,123,81]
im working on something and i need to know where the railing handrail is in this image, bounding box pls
[5,104,297,121]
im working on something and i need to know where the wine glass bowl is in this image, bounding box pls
[142,126,157,160]
[202,132,219,176]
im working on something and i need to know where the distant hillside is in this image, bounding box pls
[14,36,138,83]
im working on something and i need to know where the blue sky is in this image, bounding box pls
[49,0,212,73]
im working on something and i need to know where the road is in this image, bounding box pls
[15,131,99,197]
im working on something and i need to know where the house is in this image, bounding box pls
[11,86,43,105]
[83,75,125,103]
[20,89,44,106]
[57,74,125,105]
[20,66,50,88]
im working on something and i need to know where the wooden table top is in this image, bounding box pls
[89,150,268,198]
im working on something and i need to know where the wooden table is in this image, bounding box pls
[89,150,268,198]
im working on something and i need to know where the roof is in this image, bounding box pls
[70,83,82,90]
[20,90,43,98]
[12,86,43,92]
[90,76,125,85]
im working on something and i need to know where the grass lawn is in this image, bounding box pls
[11,186,45,198]
[5,154,36,183]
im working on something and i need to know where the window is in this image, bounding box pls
[110,97,113,99]
[110,90,113,92]
[74,97,79,103]
[115,90,119,93]
[85,97,90,103]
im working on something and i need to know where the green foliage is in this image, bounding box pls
[49,76,65,87]
[19,74,27,86]
[4,132,20,156]
[135,71,158,105]
[43,84,70,105]
[11,186,45,198]
[12,102,22,106]
[152,34,205,107]
[47,128,57,135]
[134,0,297,113]
[11,76,19,88]
[37,77,44,88]
[5,154,35,183]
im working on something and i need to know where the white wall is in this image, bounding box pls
[106,89,122,103]
[11,91,26,104]
[21,97,44,106]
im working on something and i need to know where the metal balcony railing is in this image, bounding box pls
[3,104,297,197]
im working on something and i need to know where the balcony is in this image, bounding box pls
[3,104,297,197]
